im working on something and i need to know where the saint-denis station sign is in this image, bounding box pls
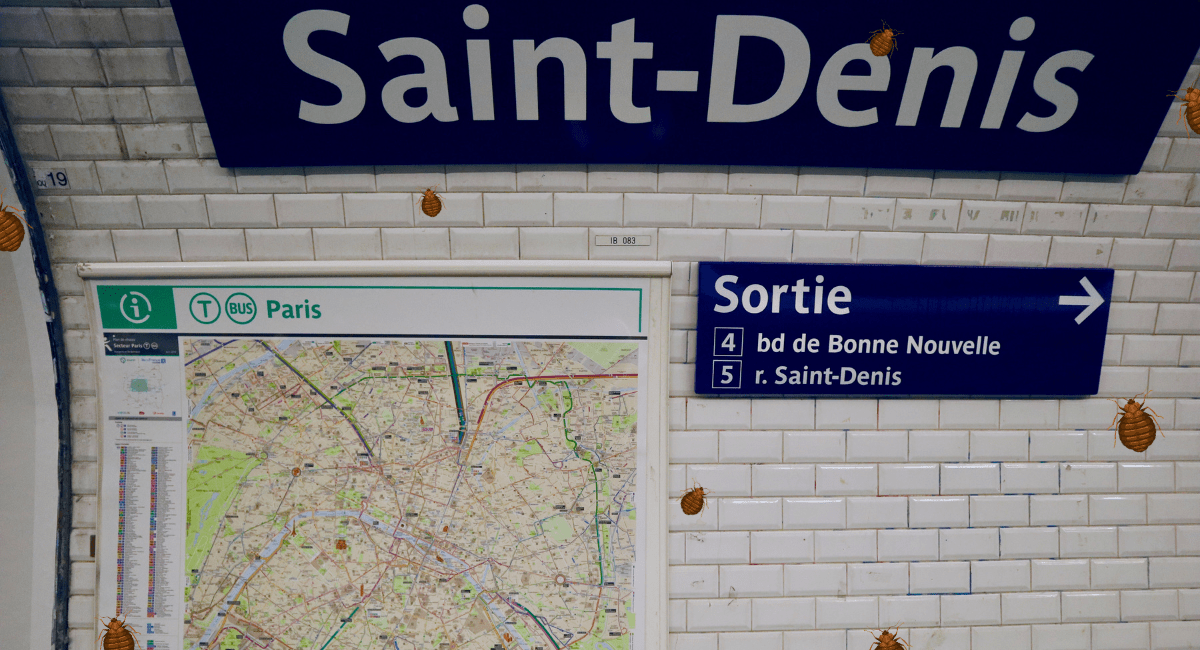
[171,1,1200,173]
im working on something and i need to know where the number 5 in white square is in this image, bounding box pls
[712,360,742,389]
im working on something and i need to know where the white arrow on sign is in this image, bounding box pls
[1059,277,1105,324]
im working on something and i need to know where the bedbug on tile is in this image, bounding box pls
[1111,392,1164,452]
[679,481,709,516]
[420,185,443,217]
[1170,86,1200,136]
[99,615,141,650]
[869,625,910,650]
[0,192,27,253]
[868,21,902,58]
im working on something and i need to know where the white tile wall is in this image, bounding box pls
[8,14,1200,648]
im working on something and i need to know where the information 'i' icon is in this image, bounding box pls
[119,291,152,324]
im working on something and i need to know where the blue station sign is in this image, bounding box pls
[694,262,1114,397]
[170,1,1200,173]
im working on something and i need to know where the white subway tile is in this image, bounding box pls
[999,403,1059,431]
[941,594,1001,625]
[1157,304,1200,334]
[752,530,814,563]
[1031,495,1089,526]
[1147,493,1200,523]
[971,495,1029,526]
[671,565,719,598]
[753,400,815,430]
[816,465,877,496]
[761,196,827,229]
[1086,204,1152,237]
[1147,206,1200,237]
[782,630,846,650]
[974,625,1034,650]
[206,194,276,228]
[1149,557,1200,588]
[694,194,760,228]
[689,399,751,429]
[1049,236,1113,267]
[880,596,940,628]
[658,228,725,261]
[1121,590,1178,622]
[587,165,657,192]
[518,227,588,260]
[793,231,858,263]
[96,160,168,193]
[752,597,815,631]
[234,168,306,193]
[725,229,792,262]
[814,530,876,562]
[1170,241,1200,270]
[846,496,907,528]
[1126,174,1191,205]
[1090,495,1148,525]
[178,229,245,262]
[972,559,1030,592]
[798,167,865,196]
[879,464,939,495]
[941,400,1001,429]
[137,195,206,228]
[1059,526,1119,558]
[1001,527,1060,559]
[1002,463,1061,493]
[866,170,933,198]
[1024,203,1087,235]
[71,195,140,228]
[111,228,179,262]
[1111,238,1174,270]
[941,463,1000,494]
[245,228,313,261]
[783,497,845,529]
[625,193,692,227]
[847,562,908,595]
[1118,525,1176,557]
[877,400,939,429]
[934,171,999,199]
[941,528,1000,560]
[998,173,1063,201]
[1118,462,1174,492]
[857,232,923,264]
[922,232,989,265]
[120,124,193,159]
[1092,558,1149,589]
[986,234,1052,266]
[275,194,344,227]
[1032,559,1090,591]
[483,192,552,226]
[312,228,381,260]
[846,431,907,462]
[816,400,878,430]
[164,160,236,193]
[719,498,781,530]
[1132,271,1195,302]
[815,596,878,629]
[910,430,971,461]
[910,496,969,528]
[972,431,1030,461]
[381,228,450,260]
[753,464,815,497]
[719,564,783,598]
[894,199,960,232]
[1063,592,1121,623]
[445,166,515,192]
[961,201,1026,233]
[1107,303,1159,334]
[828,197,895,231]
[878,529,939,561]
[374,165,444,192]
[729,166,798,195]
[1062,176,1127,203]
[515,165,586,192]
[784,431,846,462]
[343,193,414,227]
[689,464,752,497]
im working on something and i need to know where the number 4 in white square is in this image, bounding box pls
[713,327,743,357]
[712,360,742,389]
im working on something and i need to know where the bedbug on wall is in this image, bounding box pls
[98,615,141,650]
[1111,392,1164,452]
[1170,86,1200,137]
[679,481,709,516]
[420,186,443,217]
[0,192,28,252]
[868,625,910,650]
[867,21,902,58]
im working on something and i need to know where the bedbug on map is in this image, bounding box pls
[1170,86,1200,137]
[291,467,301,477]
[335,539,347,551]
[99,615,140,650]
[420,186,443,217]
[679,481,709,516]
[868,625,910,650]
[867,21,902,58]
[0,192,28,252]
[1112,392,1164,452]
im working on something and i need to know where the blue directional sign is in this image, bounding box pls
[695,262,1114,396]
